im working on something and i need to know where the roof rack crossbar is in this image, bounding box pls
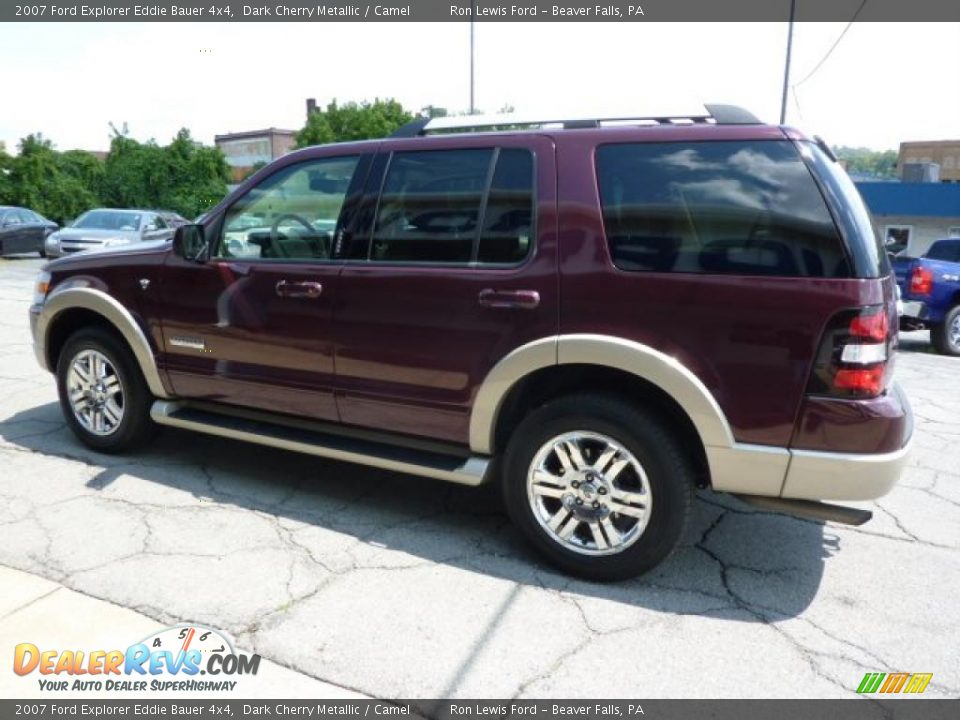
[390,104,760,137]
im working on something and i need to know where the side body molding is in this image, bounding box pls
[469,334,788,497]
[35,286,172,399]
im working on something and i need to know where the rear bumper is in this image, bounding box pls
[781,382,913,501]
[781,440,912,501]
[900,300,927,320]
[709,382,913,502]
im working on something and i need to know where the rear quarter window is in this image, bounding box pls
[595,140,850,277]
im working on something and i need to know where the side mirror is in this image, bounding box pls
[172,224,209,262]
[143,223,158,233]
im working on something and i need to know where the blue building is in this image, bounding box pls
[856,182,960,256]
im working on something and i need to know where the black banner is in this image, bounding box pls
[3,0,960,22]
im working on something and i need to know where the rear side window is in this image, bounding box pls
[926,240,960,262]
[596,141,849,277]
[370,148,534,265]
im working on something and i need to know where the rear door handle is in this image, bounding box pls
[275,280,323,299]
[478,288,540,310]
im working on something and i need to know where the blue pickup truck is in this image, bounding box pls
[893,237,960,356]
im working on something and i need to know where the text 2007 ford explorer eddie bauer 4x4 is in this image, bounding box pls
[29,105,912,580]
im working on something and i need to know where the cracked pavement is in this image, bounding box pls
[1,255,958,698]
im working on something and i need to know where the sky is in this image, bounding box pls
[1,21,958,153]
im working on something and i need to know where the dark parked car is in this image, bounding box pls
[893,238,960,355]
[28,105,912,579]
[0,206,58,257]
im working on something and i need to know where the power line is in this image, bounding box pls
[793,0,868,87]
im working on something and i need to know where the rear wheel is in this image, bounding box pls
[931,305,960,356]
[56,328,157,453]
[502,395,694,581]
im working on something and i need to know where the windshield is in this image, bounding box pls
[73,210,142,231]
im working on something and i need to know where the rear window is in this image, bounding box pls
[926,240,960,262]
[596,140,849,277]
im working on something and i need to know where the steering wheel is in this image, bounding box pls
[270,213,328,257]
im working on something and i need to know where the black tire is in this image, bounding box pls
[56,327,157,453]
[931,305,960,356]
[502,394,694,581]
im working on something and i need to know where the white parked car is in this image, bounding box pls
[45,209,175,258]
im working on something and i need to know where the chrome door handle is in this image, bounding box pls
[275,280,323,299]
[478,288,540,309]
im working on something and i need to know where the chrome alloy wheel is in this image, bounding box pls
[67,349,125,436]
[951,313,960,347]
[526,431,652,556]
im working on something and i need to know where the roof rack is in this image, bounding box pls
[390,103,761,138]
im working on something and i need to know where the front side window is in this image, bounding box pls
[221,155,359,260]
[596,140,848,277]
[369,148,534,265]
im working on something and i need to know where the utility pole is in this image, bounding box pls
[780,0,796,124]
[469,0,476,114]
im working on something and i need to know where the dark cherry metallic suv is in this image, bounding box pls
[29,105,912,580]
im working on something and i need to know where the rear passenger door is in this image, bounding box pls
[334,136,557,445]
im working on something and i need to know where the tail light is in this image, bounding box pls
[910,266,933,295]
[807,305,894,399]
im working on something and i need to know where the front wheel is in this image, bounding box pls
[931,305,960,356]
[502,395,694,581]
[56,328,157,453]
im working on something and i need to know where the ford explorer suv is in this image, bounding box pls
[29,105,912,580]
[892,238,960,355]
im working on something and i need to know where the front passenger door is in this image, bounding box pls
[159,153,368,421]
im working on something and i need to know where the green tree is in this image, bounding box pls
[101,128,229,218]
[239,160,267,182]
[160,128,231,217]
[296,98,413,147]
[7,134,96,224]
[833,146,898,178]
[0,145,15,205]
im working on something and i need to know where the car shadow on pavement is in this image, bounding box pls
[3,402,831,622]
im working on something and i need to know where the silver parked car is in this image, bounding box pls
[45,209,175,258]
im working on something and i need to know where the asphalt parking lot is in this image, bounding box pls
[1,255,958,699]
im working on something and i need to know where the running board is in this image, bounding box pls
[732,494,873,526]
[150,400,490,487]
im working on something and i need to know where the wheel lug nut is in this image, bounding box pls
[593,501,600,508]
[571,481,580,489]
[598,487,607,495]
[575,498,583,505]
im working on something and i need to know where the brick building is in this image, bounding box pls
[214,128,297,185]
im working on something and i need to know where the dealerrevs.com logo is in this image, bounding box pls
[13,625,260,693]
[856,672,933,694]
